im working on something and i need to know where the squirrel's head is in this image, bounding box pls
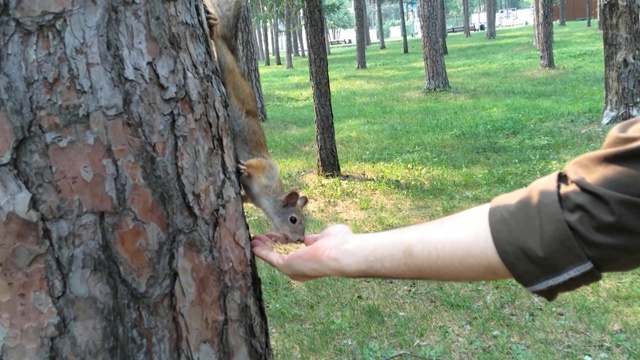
[272,191,308,243]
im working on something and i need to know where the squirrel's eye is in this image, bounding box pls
[289,216,298,225]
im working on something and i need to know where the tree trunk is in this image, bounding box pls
[601,1,640,125]
[304,0,342,176]
[256,24,265,61]
[292,11,300,57]
[587,0,592,27]
[239,3,269,121]
[261,0,271,65]
[533,0,540,48]
[420,0,451,91]
[297,13,307,57]
[439,0,448,55]
[376,0,386,49]
[363,0,372,46]
[463,0,471,37]
[0,0,271,358]
[273,14,282,65]
[354,0,368,68]
[324,16,332,56]
[559,0,566,26]
[399,0,409,53]
[537,0,555,68]
[598,0,603,30]
[486,0,497,39]
[285,0,294,68]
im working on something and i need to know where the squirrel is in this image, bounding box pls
[203,0,308,243]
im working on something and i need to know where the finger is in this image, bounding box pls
[302,233,320,246]
[251,240,285,268]
[252,233,276,244]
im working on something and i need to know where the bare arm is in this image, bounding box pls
[251,204,512,282]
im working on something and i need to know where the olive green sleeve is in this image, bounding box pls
[489,118,640,300]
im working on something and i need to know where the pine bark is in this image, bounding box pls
[420,0,450,91]
[0,0,271,359]
[304,0,341,176]
[601,0,640,124]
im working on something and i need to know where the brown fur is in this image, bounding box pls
[203,1,308,242]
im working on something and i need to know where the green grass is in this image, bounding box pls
[246,22,640,359]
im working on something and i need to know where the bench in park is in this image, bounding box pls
[329,39,351,45]
[446,25,479,33]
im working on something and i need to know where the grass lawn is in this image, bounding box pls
[246,21,640,359]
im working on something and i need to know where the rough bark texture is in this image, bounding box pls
[399,0,409,54]
[0,1,271,359]
[420,0,451,91]
[537,0,555,68]
[354,0,367,69]
[304,0,341,176]
[376,0,386,49]
[238,2,268,121]
[601,0,640,125]
[485,0,497,39]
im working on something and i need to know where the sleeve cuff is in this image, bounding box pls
[489,172,602,300]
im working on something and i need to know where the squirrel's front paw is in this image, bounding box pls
[205,10,219,31]
[238,161,248,177]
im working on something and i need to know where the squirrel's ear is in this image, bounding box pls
[297,195,308,208]
[282,191,300,207]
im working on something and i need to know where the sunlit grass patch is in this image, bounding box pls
[250,21,639,359]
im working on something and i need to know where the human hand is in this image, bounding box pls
[251,224,354,281]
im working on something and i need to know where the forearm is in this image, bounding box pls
[333,204,512,281]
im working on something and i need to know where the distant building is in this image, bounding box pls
[553,0,598,22]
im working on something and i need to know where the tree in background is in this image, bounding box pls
[259,0,271,65]
[354,0,368,68]
[399,0,409,53]
[439,0,448,55]
[601,1,640,125]
[463,0,471,37]
[0,0,270,357]
[485,0,496,39]
[297,13,307,57]
[559,0,566,26]
[420,0,450,91]
[535,0,555,68]
[273,12,282,65]
[325,0,355,40]
[587,0,592,27]
[239,0,268,121]
[285,0,294,68]
[304,0,342,176]
[377,0,386,49]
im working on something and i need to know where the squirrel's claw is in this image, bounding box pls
[238,161,248,177]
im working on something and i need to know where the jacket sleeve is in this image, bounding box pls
[489,118,640,300]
